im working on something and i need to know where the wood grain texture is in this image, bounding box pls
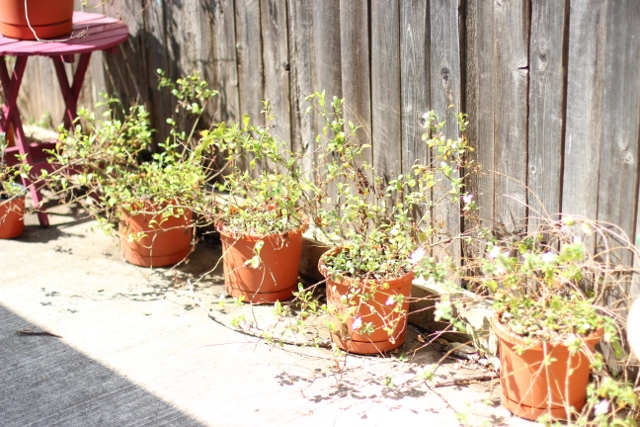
[371,0,401,178]
[100,0,146,107]
[562,0,607,220]
[235,0,264,126]
[142,0,172,146]
[261,0,292,143]
[340,0,371,165]
[314,1,342,103]
[211,0,239,123]
[429,0,462,260]
[493,0,529,233]
[287,1,315,163]
[400,0,429,175]
[527,0,566,228]
[597,0,640,267]
[470,0,495,230]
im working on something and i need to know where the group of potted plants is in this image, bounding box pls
[10,66,634,424]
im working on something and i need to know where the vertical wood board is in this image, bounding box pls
[527,0,567,227]
[371,0,401,178]
[493,0,530,233]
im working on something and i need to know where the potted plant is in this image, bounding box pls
[48,71,217,267]
[306,93,476,354]
[0,134,29,238]
[479,221,622,421]
[204,107,308,303]
[0,0,74,40]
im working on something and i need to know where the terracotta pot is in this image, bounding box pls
[318,248,414,355]
[218,224,307,304]
[0,0,74,40]
[0,192,25,239]
[119,203,193,268]
[493,314,603,420]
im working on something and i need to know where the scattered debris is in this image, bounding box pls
[433,372,498,388]
[17,328,62,338]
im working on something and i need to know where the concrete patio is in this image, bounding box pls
[0,202,535,427]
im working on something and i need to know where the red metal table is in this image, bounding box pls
[0,12,129,226]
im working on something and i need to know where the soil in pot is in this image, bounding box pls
[119,206,193,268]
[218,225,306,304]
[0,0,74,40]
[492,315,603,421]
[0,193,25,239]
[319,251,413,355]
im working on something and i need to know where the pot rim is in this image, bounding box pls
[216,217,309,241]
[492,313,604,350]
[318,246,415,286]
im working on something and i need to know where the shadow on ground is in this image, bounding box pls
[0,304,205,427]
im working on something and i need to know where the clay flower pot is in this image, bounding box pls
[318,248,413,354]
[0,191,25,239]
[492,314,603,420]
[0,0,74,40]
[217,224,307,304]
[119,203,193,268]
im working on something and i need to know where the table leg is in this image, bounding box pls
[0,56,49,227]
[53,53,92,129]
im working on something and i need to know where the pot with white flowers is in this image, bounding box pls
[480,230,615,421]
[308,93,476,355]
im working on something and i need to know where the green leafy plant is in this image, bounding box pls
[203,103,308,237]
[307,93,475,281]
[46,70,217,234]
[303,92,477,350]
[472,212,639,424]
[0,133,31,199]
[480,226,618,349]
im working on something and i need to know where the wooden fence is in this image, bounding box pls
[16,0,640,267]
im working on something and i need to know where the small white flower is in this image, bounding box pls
[541,252,557,263]
[462,194,474,204]
[495,265,507,276]
[389,227,399,236]
[410,247,427,265]
[386,296,396,306]
[351,317,363,330]
[594,399,609,416]
[489,246,501,259]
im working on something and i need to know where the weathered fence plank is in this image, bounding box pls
[209,0,239,124]
[261,0,292,143]
[562,0,607,220]
[314,1,342,104]
[400,0,429,174]
[99,0,145,106]
[371,0,401,178]
[527,0,566,227]
[235,0,264,126]
[597,0,640,267]
[493,0,529,233]
[142,0,172,143]
[467,0,495,232]
[429,0,462,260]
[287,1,315,161]
[340,0,371,163]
